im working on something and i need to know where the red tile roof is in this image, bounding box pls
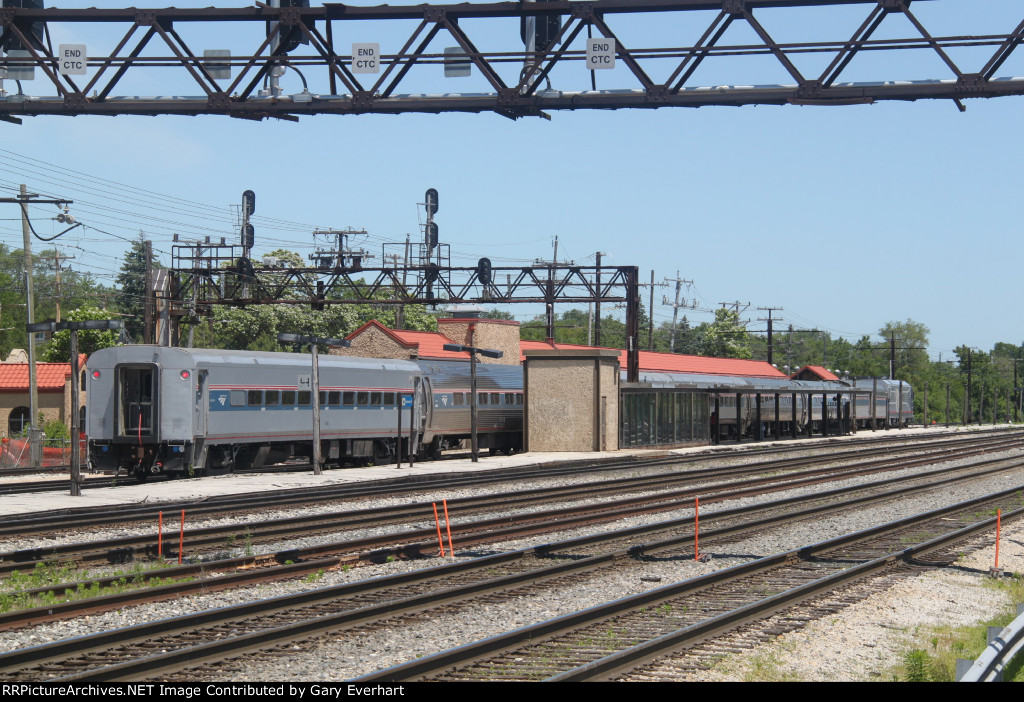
[350,321,785,377]
[521,340,785,378]
[0,355,87,392]
[791,365,840,381]
[346,320,470,361]
[390,329,471,360]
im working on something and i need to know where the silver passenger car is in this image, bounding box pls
[87,346,523,479]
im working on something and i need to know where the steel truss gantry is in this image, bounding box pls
[0,0,1022,122]
[169,241,642,379]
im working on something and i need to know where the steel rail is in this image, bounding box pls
[8,455,1019,682]
[358,497,1024,681]
[2,434,1018,575]
[1,445,1021,654]
[1,428,1013,535]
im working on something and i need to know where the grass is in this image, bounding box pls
[740,650,803,683]
[0,560,191,614]
[303,568,326,584]
[887,574,1024,682]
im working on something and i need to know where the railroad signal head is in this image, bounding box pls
[2,0,45,53]
[520,0,562,52]
[242,189,255,216]
[477,257,492,286]
[426,221,438,248]
[242,223,255,249]
[270,0,310,54]
[425,188,438,215]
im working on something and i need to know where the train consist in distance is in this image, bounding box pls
[86,345,522,480]
[85,345,914,480]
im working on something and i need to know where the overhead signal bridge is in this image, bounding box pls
[168,248,642,379]
[0,0,1022,122]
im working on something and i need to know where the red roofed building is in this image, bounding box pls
[0,351,88,438]
[790,365,840,382]
[521,340,786,379]
[331,318,522,365]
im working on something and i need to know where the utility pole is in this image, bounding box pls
[718,300,750,314]
[663,271,694,353]
[636,272,666,351]
[444,333,504,462]
[965,349,973,424]
[42,250,75,323]
[534,235,569,343]
[889,333,896,379]
[595,252,602,346]
[277,333,351,475]
[757,306,784,365]
[1,185,73,468]
[648,270,654,350]
[143,239,154,344]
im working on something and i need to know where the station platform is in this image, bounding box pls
[0,424,997,518]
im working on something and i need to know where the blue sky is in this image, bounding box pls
[1,0,1021,363]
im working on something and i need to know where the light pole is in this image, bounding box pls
[30,319,121,495]
[277,333,350,474]
[443,343,503,462]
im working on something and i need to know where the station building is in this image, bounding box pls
[330,318,790,453]
[0,349,88,439]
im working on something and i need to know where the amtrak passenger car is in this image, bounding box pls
[86,345,523,480]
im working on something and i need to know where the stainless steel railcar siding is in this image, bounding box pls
[415,360,524,439]
[195,350,421,445]
[86,345,198,443]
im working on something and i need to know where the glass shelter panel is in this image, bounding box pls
[619,390,709,449]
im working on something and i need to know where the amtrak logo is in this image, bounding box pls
[441,396,449,407]
[217,396,226,406]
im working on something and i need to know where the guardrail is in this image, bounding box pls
[958,604,1024,682]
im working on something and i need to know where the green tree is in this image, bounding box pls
[114,234,159,342]
[879,319,930,380]
[696,309,752,359]
[40,306,123,362]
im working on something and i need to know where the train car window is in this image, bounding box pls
[230,390,245,407]
[319,391,328,406]
[282,390,296,406]
[328,391,341,406]
[383,392,395,406]
[357,391,369,405]
[453,393,464,406]
[490,393,500,405]
[247,390,263,407]
[265,390,280,407]
[516,394,523,405]
[479,393,488,405]
[505,393,514,404]
[343,391,355,406]
[370,392,382,406]
[297,391,311,406]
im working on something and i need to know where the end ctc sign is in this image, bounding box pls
[58,45,87,75]
[586,38,616,70]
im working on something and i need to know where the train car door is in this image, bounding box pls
[412,377,430,454]
[117,364,157,440]
[194,371,208,438]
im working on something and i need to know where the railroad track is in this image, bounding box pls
[2,426,1014,504]
[358,492,1024,682]
[2,432,1020,577]
[2,449,1022,681]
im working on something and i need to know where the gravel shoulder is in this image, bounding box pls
[684,522,1024,682]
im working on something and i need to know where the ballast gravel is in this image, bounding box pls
[2,433,1023,682]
